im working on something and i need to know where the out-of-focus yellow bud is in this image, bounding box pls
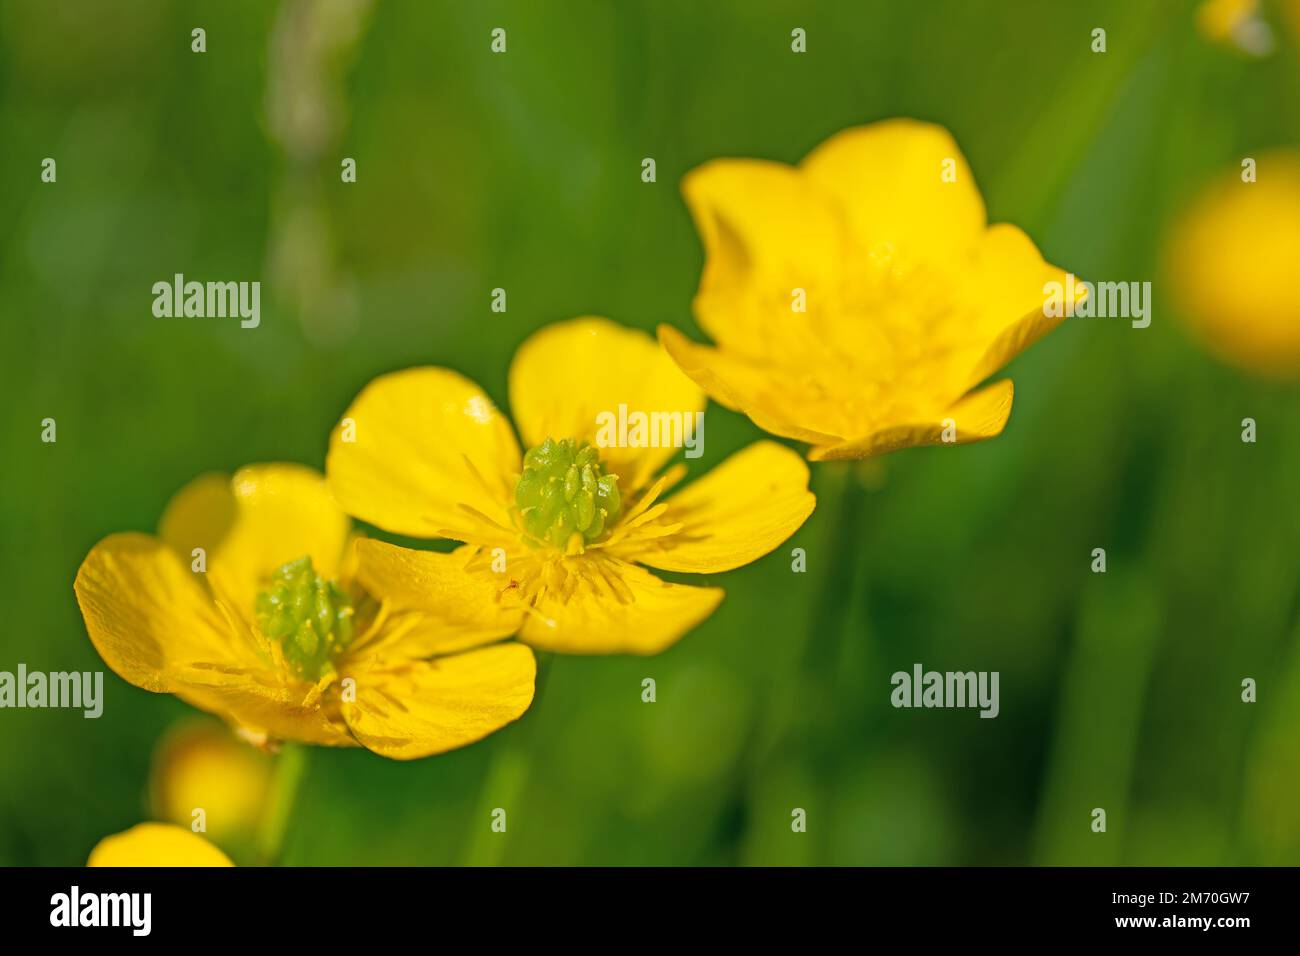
[88,823,234,867]
[1166,150,1300,378]
[150,719,274,841]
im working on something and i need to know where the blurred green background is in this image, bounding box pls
[3,0,1299,866]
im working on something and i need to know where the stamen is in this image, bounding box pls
[514,438,622,549]
[254,556,355,680]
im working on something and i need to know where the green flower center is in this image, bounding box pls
[254,556,354,680]
[515,438,621,550]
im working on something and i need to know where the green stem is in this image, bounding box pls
[256,742,309,866]
[458,652,555,866]
[803,464,869,672]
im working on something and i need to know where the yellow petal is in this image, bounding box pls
[158,472,237,561]
[74,532,248,693]
[87,823,234,867]
[509,317,705,492]
[353,539,527,656]
[808,379,1015,461]
[327,367,521,541]
[521,559,724,655]
[664,222,1065,456]
[960,224,1078,391]
[799,118,987,266]
[657,325,845,444]
[681,158,849,354]
[341,643,536,760]
[168,664,355,747]
[185,464,352,618]
[622,441,815,573]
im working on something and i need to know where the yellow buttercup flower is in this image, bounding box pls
[327,317,815,655]
[88,823,234,867]
[659,118,1078,461]
[1165,150,1300,378]
[75,464,535,759]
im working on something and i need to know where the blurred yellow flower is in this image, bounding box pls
[150,719,272,839]
[659,118,1079,460]
[88,823,233,867]
[327,317,815,654]
[1195,0,1275,55]
[75,464,535,759]
[1166,150,1300,378]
